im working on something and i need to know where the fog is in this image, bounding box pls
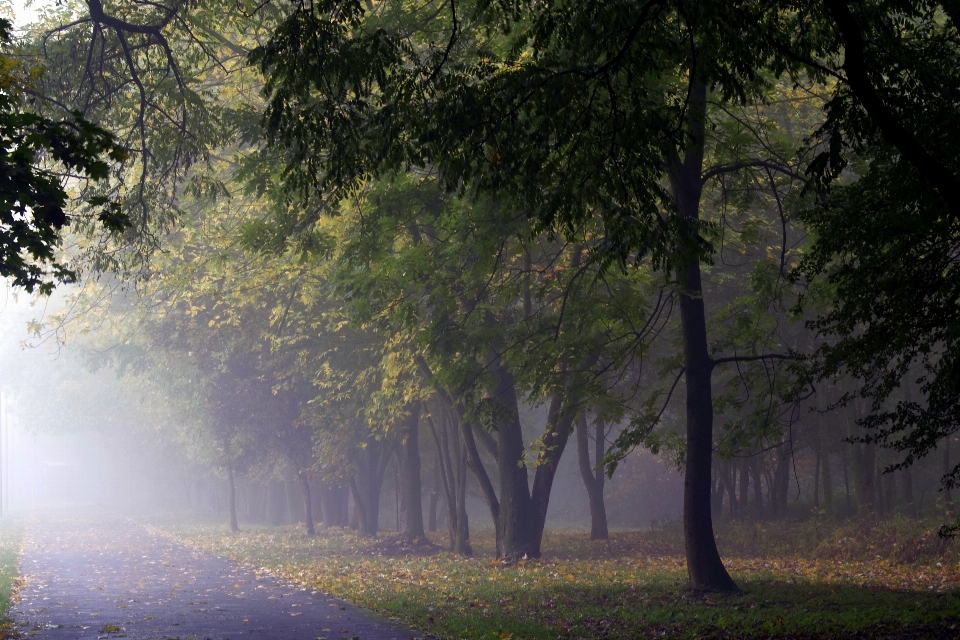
[0,285,684,532]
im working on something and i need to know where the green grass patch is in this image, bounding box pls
[0,517,23,639]
[157,522,960,639]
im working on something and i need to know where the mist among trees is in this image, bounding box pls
[0,0,959,637]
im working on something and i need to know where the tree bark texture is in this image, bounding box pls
[670,78,738,593]
[490,356,537,560]
[398,403,427,543]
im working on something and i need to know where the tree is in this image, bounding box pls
[249,0,824,590]
[791,1,960,534]
[0,18,128,293]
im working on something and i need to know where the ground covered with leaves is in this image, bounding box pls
[157,517,960,640]
[0,518,23,639]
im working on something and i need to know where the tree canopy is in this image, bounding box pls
[12,0,960,595]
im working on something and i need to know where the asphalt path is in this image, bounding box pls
[13,515,420,640]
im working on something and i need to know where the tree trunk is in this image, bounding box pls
[428,494,439,533]
[454,439,471,556]
[882,467,895,514]
[530,387,581,555]
[527,254,593,554]
[945,436,954,507]
[417,359,483,555]
[576,413,608,539]
[314,478,325,527]
[256,482,268,523]
[901,467,915,516]
[842,451,852,515]
[298,471,315,536]
[737,458,750,520]
[853,441,876,515]
[427,404,473,555]
[268,481,288,526]
[712,472,724,521]
[813,434,822,509]
[771,448,790,517]
[727,460,739,517]
[284,481,299,524]
[491,358,537,560]
[670,77,737,592]
[398,403,427,543]
[818,392,834,517]
[751,457,764,518]
[350,436,391,536]
[349,491,359,529]
[321,483,350,527]
[227,466,239,533]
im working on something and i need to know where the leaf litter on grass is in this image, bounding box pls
[157,521,960,639]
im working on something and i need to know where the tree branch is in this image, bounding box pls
[825,0,960,217]
[701,159,807,186]
[711,353,798,367]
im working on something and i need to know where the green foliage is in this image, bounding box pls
[792,1,960,518]
[0,18,128,293]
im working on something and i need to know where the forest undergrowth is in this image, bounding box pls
[0,518,22,640]
[157,516,960,639]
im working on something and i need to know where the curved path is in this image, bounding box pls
[13,515,420,640]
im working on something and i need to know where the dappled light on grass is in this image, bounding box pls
[159,521,960,639]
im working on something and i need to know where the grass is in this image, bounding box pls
[0,517,23,639]
[155,519,960,639]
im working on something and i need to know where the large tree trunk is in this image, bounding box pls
[529,343,595,554]
[576,413,608,539]
[490,357,538,560]
[428,401,474,555]
[350,436,391,536]
[670,78,738,593]
[398,403,427,543]
[298,471,315,536]
[227,466,239,533]
[530,390,580,555]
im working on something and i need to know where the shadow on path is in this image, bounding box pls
[13,514,420,640]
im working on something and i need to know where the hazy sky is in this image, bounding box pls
[9,0,43,27]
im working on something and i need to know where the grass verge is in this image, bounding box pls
[158,522,960,639]
[0,517,23,639]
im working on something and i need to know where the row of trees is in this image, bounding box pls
[10,0,960,593]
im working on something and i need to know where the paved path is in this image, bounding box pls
[13,515,420,640]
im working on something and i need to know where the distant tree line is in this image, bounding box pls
[6,0,960,593]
